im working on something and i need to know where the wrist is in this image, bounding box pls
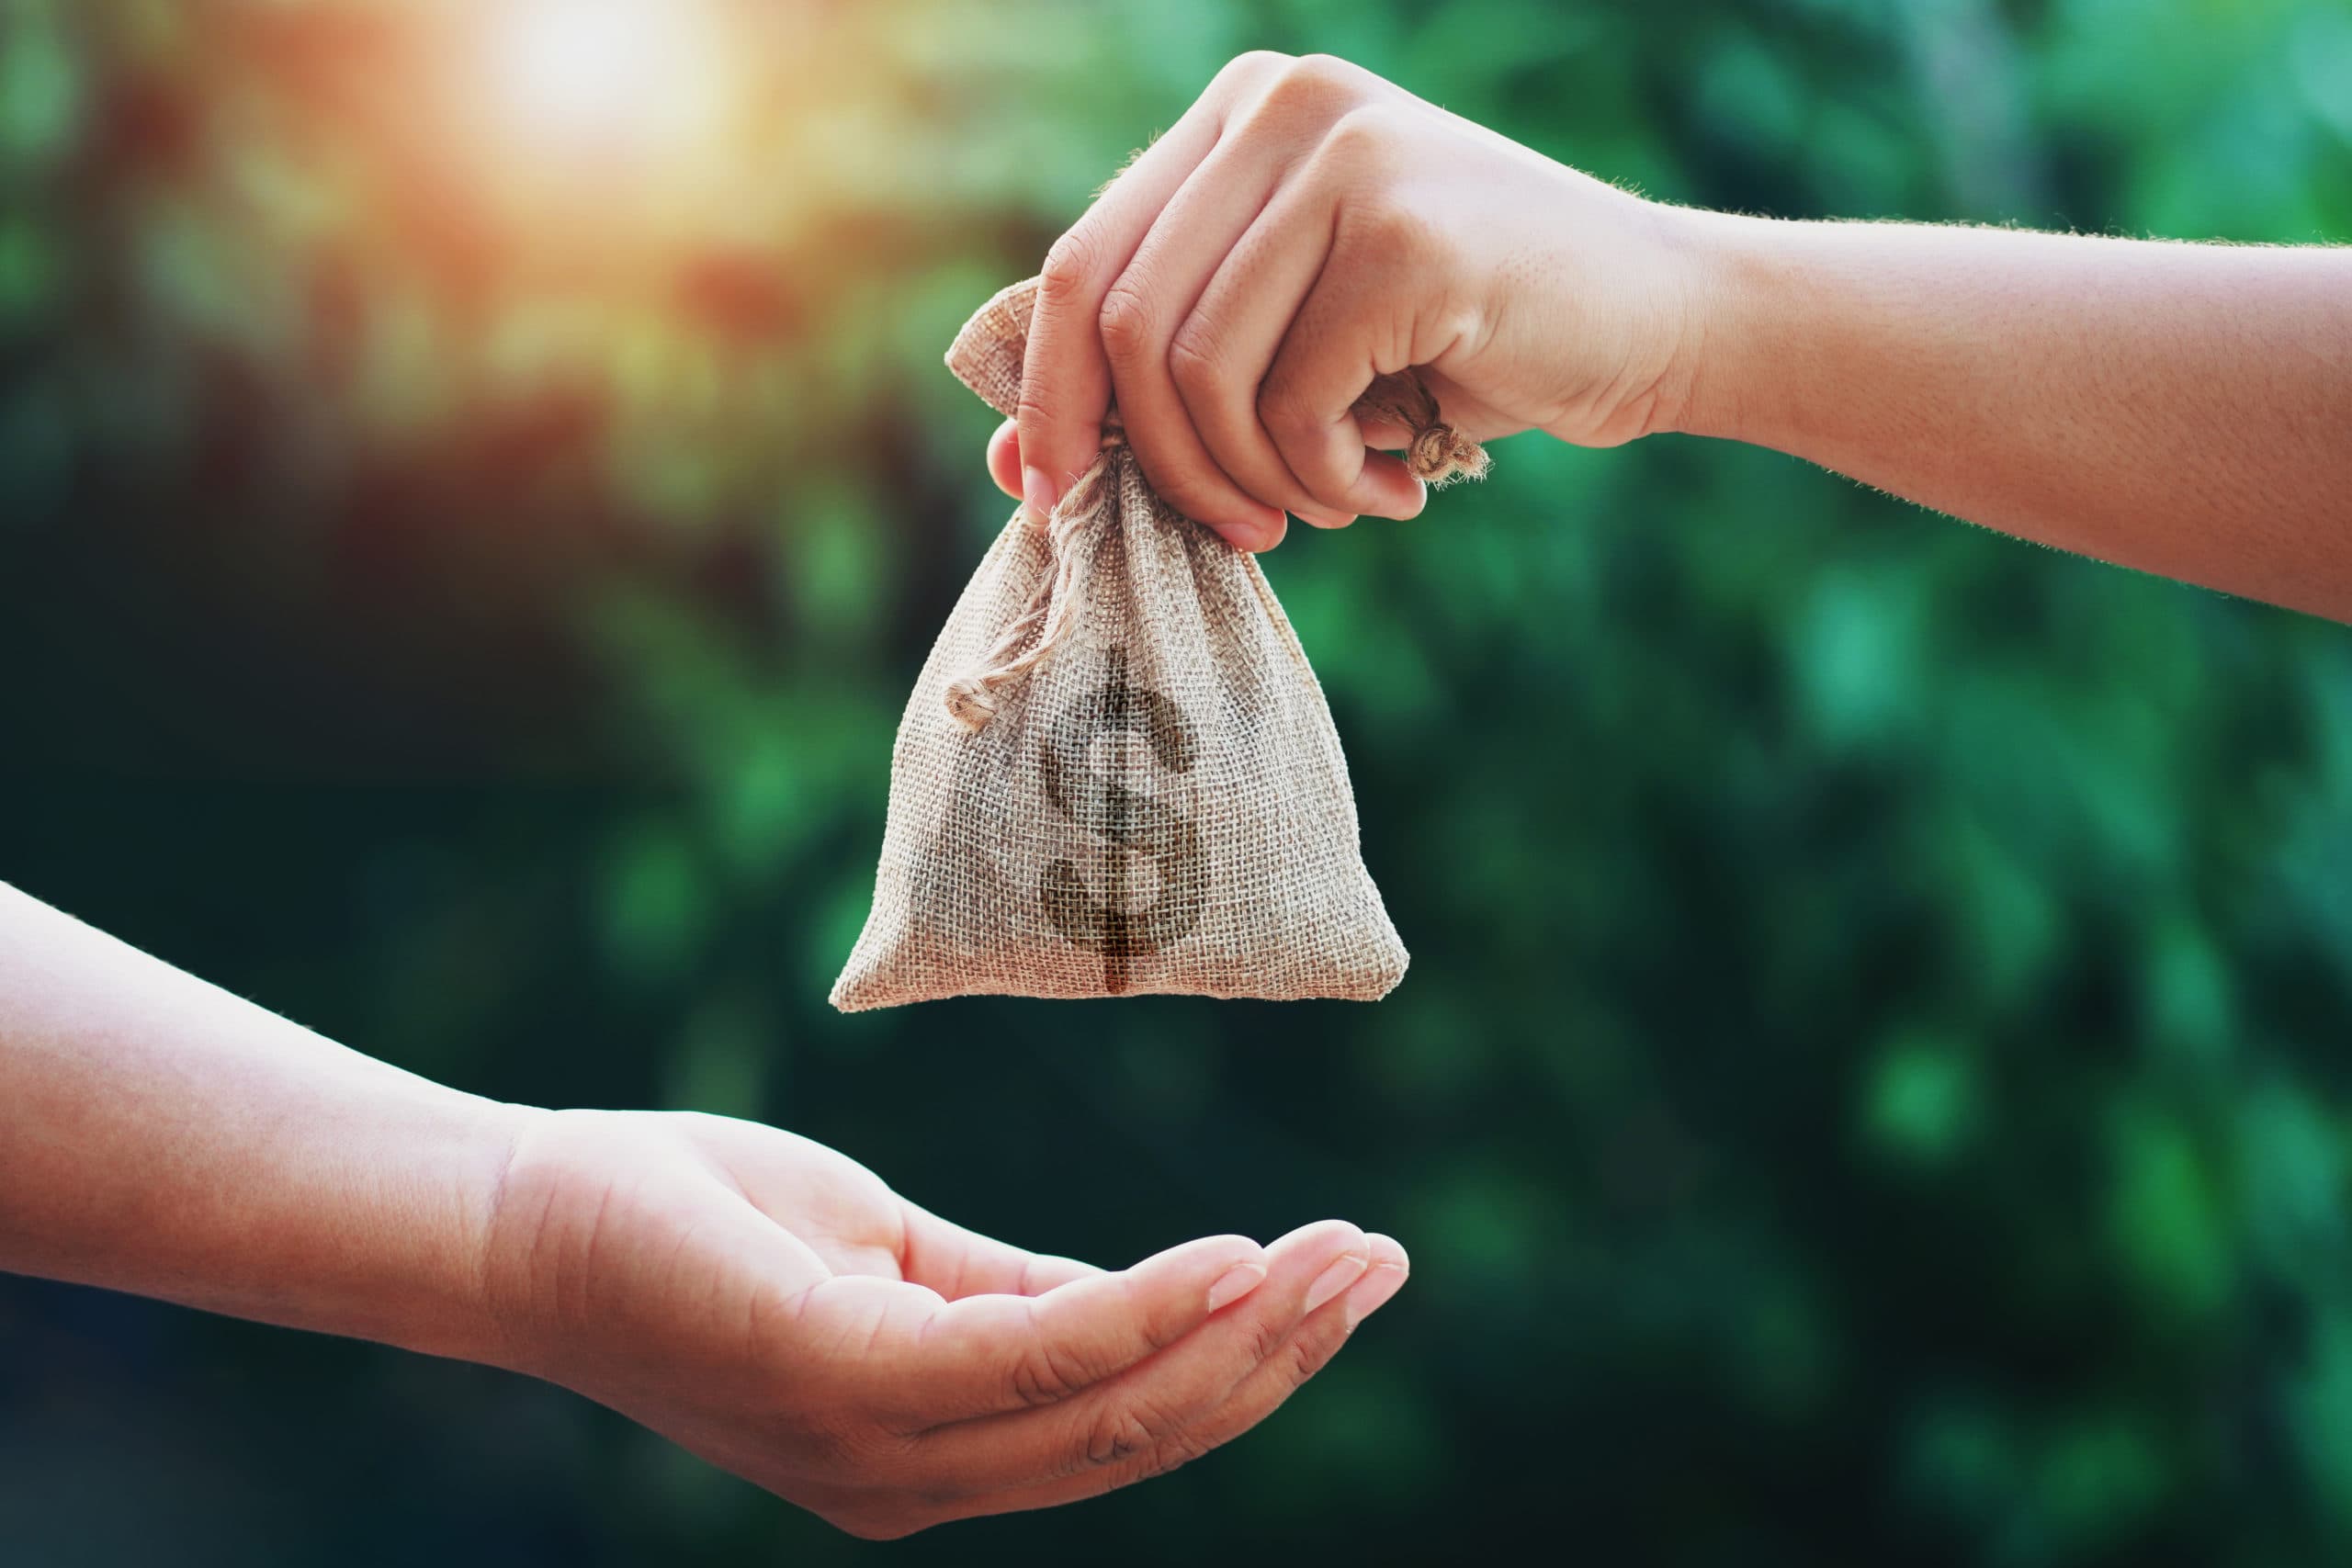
[0,884,543,1368]
[237,1081,542,1368]
[1552,192,1770,446]
[389,1090,545,1366]
[1660,208,1806,446]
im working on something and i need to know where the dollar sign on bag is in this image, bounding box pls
[1038,650,1206,993]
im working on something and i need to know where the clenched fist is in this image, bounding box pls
[989,51,1703,550]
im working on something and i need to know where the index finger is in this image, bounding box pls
[831,1233,1271,1428]
[956,1231,1409,1524]
[1018,53,1285,522]
[897,1199,1101,1300]
[904,1220,1374,1498]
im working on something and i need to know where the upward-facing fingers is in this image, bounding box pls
[808,1232,1271,1430]
[957,1231,1410,1523]
[903,1220,1375,1499]
[895,1201,1101,1301]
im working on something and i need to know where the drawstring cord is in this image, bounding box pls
[944,387,1485,735]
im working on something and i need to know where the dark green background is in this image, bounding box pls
[5,1,2351,1562]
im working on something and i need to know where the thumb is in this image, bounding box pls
[986,419,1023,502]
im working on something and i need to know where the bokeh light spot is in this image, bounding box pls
[481,0,722,159]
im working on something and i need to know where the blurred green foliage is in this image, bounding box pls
[3,0,2350,1563]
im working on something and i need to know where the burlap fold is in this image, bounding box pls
[831,277,1479,1010]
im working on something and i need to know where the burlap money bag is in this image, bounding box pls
[829,277,1486,1010]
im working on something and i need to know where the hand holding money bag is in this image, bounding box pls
[831,278,1485,1010]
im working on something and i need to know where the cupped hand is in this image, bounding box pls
[991,50,1706,550]
[475,1108,1407,1539]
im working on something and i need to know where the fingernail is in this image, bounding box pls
[1023,466,1057,527]
[1304,1253,1371,1314]
[1205,1260,1268,1314]
[1342,1263,1408,1330]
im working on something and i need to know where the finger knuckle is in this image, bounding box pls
[1015,368,1086,434]
[1086,1395,1182,1468]
[1123,1443,1181,1484]
[1319,102,1406,163]
[1295,51,1365,87]
[1263,52,1366,119]
[1147,1426,1216,1479]
[1097,280,1157,364]
[1014,386,1064,434]
[1040,228,1103,302]
[1286,1323,1348,1389]
[1215,50,1293,96]
[1245,1312,1289,1365]
[1009,1338,1091,1408]
[1085,1407,1155,1468]
[1167,321,1226,398]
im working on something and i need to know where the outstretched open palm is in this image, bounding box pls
[479,1108,1406,1539]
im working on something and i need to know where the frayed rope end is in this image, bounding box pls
[1359,370,1490,488]
[1405,423,1490,487]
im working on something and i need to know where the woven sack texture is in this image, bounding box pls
[831,277,1480,1010]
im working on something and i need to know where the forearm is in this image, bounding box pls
[1675,215,2352,617]
[0,883,527,1362]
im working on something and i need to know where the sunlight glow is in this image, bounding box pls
[484,0,723,157]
